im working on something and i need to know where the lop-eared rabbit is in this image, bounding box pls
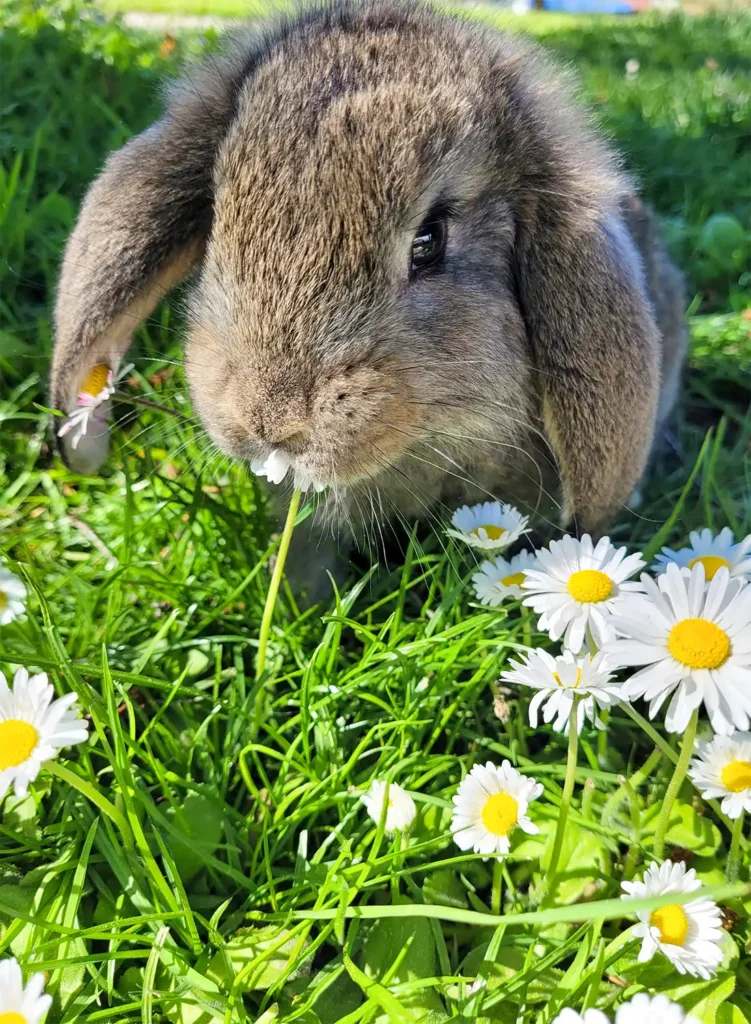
[51,1,686,538]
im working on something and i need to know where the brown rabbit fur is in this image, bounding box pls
[51,0,686,536]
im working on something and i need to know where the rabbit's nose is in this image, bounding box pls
[264,421,311,455]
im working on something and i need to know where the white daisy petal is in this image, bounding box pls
[501,649,626,734]
[654,528,751,587]
[610,991,700,1024]
[471,550,538,605]
[251,449,290,486]
[605,563,751,733]
[361,780,416,833]
[689,730,751,819]
[522,534,645,653]
[551,1009,611,1024]
[249,447,325,492]
[620,860,724,978]
[0,955,53,1022]
[0,566,27,626]
[446,502,530,552]
[451,760,542,859]
[0,668,89,800]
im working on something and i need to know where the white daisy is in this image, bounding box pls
[0,567,26,626]
[0,956,52,1023]
[0,668,89,800]
[361,780,416,833]
[654,527,751,586]
[620,860,724,979]
[472,550,538,605]
[522,535,645,653]
[607,563,751,735]
[57,361,133,451]
[446,502,530,552]
[451,760,543,857]
[615,993,699,1024]
[501,649,625,734]
[551,1010,610,1024]
[250,449,326,492]
[689,730,751,819]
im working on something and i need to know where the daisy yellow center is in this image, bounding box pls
[667,618,730,670]
[650,904,688,946]
[567,569,613,603]
[688,555,730,581]
[0,1013,28,1024]
[502,571,526,587]
[0,719,39,770]
[721,759,751,793]
[471,525,506,541]
[481,793,519,836]
[80,363,109,397]
[0,590,7,611]
[553,668,582,689]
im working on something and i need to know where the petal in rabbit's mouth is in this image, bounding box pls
[250,449,327,492]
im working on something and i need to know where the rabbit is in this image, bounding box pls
[50,0,687,539]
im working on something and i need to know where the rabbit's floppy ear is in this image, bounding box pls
[515,208,661,533]
[51,53,251,472]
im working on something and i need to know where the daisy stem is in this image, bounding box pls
[492,857,503,915]
[727,810,744,882]
[653,708,699,861]
[622,706,745,848]
[391,831,402,901]
[255,489,302,682]
[45,760,134,852]
[543,698,581,899]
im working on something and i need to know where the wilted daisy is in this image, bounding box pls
[0,956,52,1023]
[620,860,724,979]
[446,501,529,552]
[689,730,751,819]
[472,550,538,605]
[58,361,133,453]
[522,535,645,653]
[0,668,89,800]
[361,780,416,833]
[0,566,26,626]
[451,760,542,857]
[552,1010,609,1024]
[615,993,699,1024]
[654,527,751,586]
[250,449,325,492]
[608,562,751,734]
[501,649,624,733]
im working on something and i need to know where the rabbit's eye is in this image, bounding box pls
[411,217,447,273]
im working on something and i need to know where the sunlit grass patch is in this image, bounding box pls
[0,2,750,1021]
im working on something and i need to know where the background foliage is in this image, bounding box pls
[0,2,749,1022]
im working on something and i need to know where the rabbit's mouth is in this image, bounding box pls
[250,448,327,493]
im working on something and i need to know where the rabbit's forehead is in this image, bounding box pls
[213,39,486,246]
[212,85,483,296]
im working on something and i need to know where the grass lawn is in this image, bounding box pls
[97,0,283,17]
[93,0,751,16]
[1,2,750,1022]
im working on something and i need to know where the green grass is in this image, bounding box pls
[1,2,750,1022]
[96,0,292,17]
